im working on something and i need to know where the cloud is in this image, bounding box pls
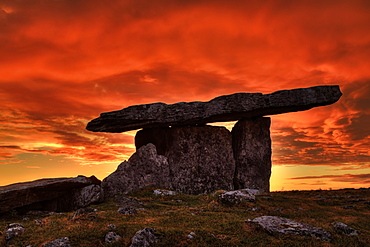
[1,0,370,187]
[290,173,370,184]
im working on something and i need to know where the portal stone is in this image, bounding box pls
[232,117,271,193]
[136,125,235,194]
[102,143,170,197]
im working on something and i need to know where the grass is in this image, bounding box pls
[1,187,370,246]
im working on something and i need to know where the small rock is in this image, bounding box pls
[107,224,117,229]
[187,232,196,239]
[72,207,97,220]
[246,216,331,242]
[331,222,359,236]
[118,206,137,215]
[6,223,25,240]
[364,201,370,205]
[153,189,177,196]
[43,237,71,247]
[22,217,30,221]
[35,219,43,225]
[248,207,261,212]
[105,231,122,243]
[274,208,284,212]
[342,205,357,209]
[130,227,158,247]
[219,189,256,205]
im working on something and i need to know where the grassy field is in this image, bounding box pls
[1,187,370,246]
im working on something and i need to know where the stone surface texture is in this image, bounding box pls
[232,117,271,193]
[87,85,342,133]
[218,189,256,204]
[43,237,71,247]
[130,227,158,247]
[105,232,122,243]
[102,143,171,196]
[136,125,235,194]
[331,221,359,236]
[6,223,25,240]
[246,216,332,241]
[0,176,102,213]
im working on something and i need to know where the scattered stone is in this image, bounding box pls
[331,222,359,236]
[246,216,332,242]
[118,206,137,215]
[219,189,256,205]
[342,205,357,209]
[35,219,43,225]
[42,237,71,247]
[87,86,342,133]
[232,117,271,193]
[0,175,102,213]
[136,125,235,194]
[102,143,171,196]
[107,224,117,230]
[365,201,370,205]
[105,232,122,243]
[153,189,177,196]
[130,228,158,247]
[274,208,284,212]
[248,207,261,212]
[187,232,196,239]
[22,217,30,221]
[5,223,25,240]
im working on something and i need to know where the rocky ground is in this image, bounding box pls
[1,187,370,246]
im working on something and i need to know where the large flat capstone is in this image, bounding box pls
[86,85,342,133]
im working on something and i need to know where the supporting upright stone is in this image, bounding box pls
[136,125,235,194]
[232,117,271,193]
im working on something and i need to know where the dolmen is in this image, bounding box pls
[87,85,342,196]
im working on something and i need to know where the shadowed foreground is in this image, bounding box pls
[1,187,369,246]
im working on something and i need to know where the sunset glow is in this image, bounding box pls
[1,0,369,191]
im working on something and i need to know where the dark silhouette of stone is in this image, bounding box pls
[87,85,342,133]
[136,125,235,194]
[232,117,271,193]
[102,143,171,196]
[246,216,332,241]
[0,175,102,213]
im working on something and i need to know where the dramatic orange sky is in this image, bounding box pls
[1,0,369,191]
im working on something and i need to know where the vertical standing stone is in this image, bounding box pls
[136,125,235,194]
[232,117,271,193]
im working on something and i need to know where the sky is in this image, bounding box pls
[0,0,369,191]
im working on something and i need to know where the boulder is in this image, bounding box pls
[43,237,71,247]
[246,216,332,241]
[102,143,171,196]
[136,125,235,194]
[130,228,158,247]
[331,221,359,236]
[232,117,271,193]
[5,223,25,240]
[0,175,102,213]
[105,232,122,243]
[219,189,256,205]
[86,85,342,133]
